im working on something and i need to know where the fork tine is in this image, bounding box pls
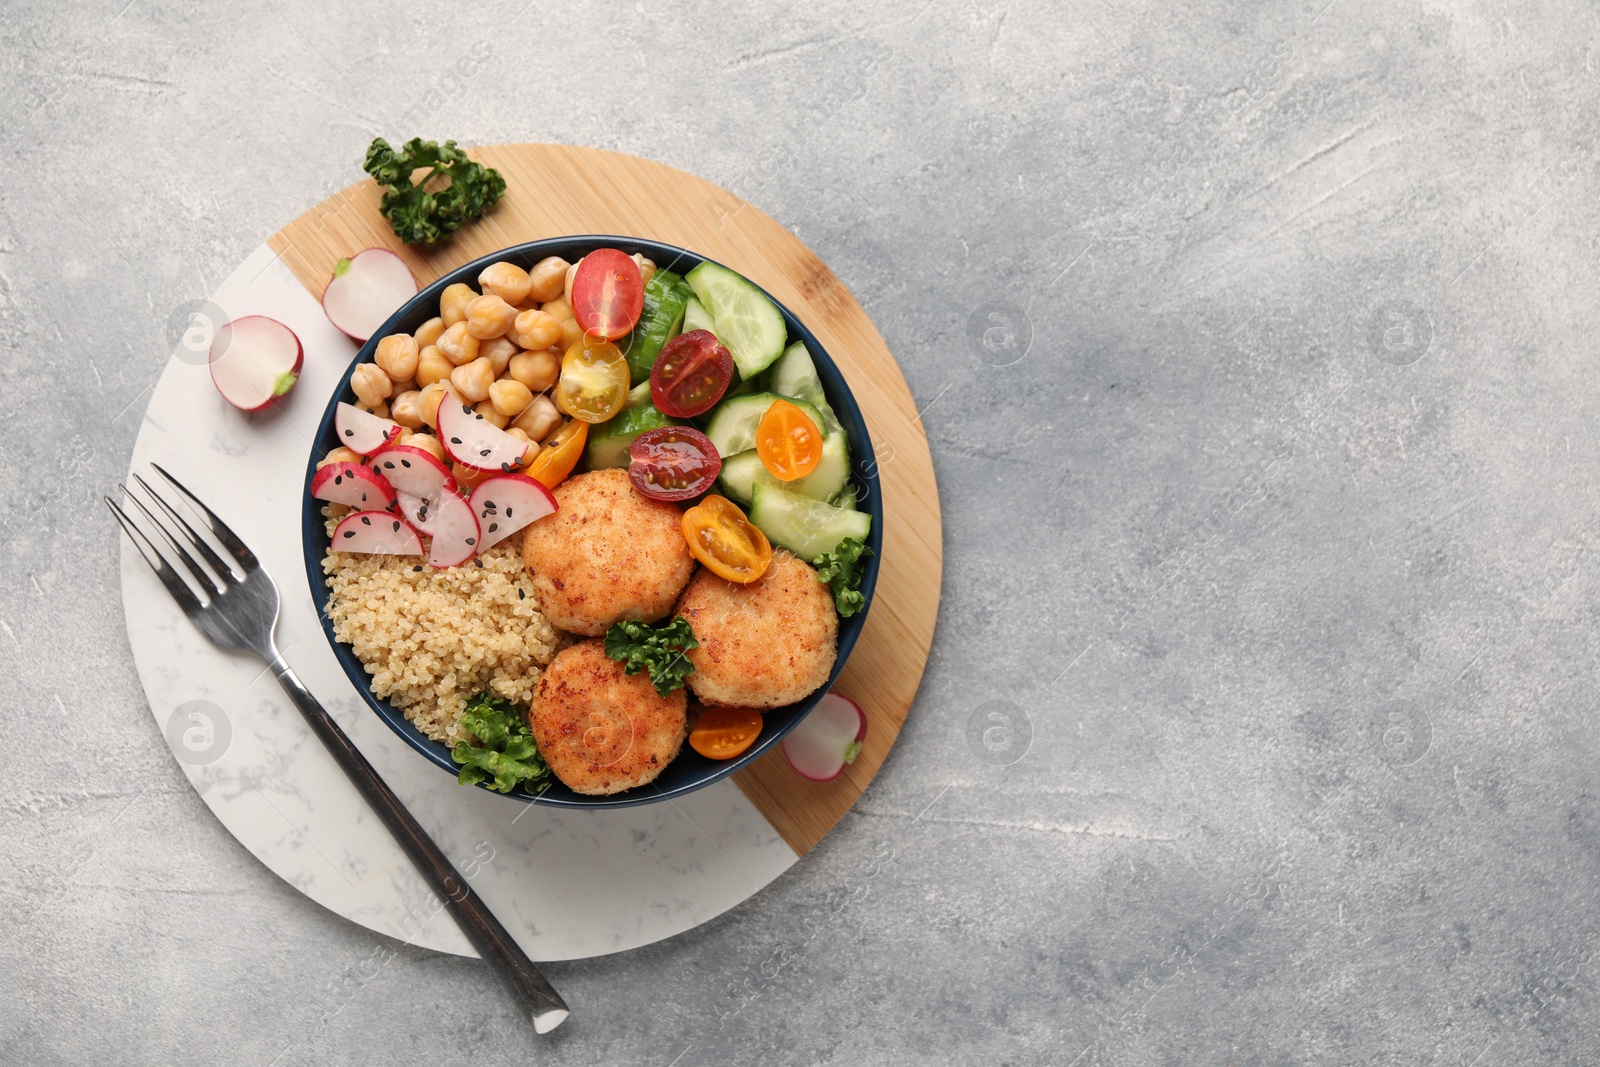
[131,472,236,581]
[121,487,221,599]
[106,496,206,617]
[150,462,260,570]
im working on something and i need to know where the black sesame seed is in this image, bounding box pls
[466,537,476,545]
[450,437,462,445]
[474,558,484,568]
[392,521,401,531]
[501,462,511,472]
[360,516,372,525]
[518,588,525,600]
[401,459,411,468]
[413,565,423,572]
[479,449,491,457]
[505,507,513,518]
[342,530,355,539]
[343,428,354,437]
[383,461,394,469]
[489,522,499,532]
[333,474,343,485]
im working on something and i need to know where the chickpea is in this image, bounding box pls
[440,283,477,327]
[437,321,480,366]
[512,393,562,441]
[356,399,390,420]
[633,253,656,290]
[350,363,393,408]
[508,348,559,393]
[391,389,425,430]
[451,356,495,403]
[418,381,452,428]
[504,426,540,467]
[413,316,446,350]
[511,308,562,350]
[489,378,534,419]
[563,258,580,305]
[465,293,518,340]
[400,432,446,462]
[560,315,584,351]
[480,336,518,375]
[416,345,453,387]
[374,333,419,382]
[526,256,569,303]
[318,446,363,469]
[476,400,511,429]
[390,378,417,395]
[479,261,534,305]
[541,296,574,322]
[452,462,493,492]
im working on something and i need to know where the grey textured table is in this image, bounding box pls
[5,0,1598,1063]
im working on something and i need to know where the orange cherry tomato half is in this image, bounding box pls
[681,494,773,583]
[569,248,644,340]
[525,418,587,489]
[556,335,630,423]
[756,399,823,481]
[690,705,763,760]
[651,330,734,418]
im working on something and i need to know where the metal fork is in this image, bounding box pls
[109,464,570,1034]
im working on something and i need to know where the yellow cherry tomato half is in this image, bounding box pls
[756,398,823,481]
[689,705,764,760]
[526,418,587,489]
[681,494,773,583]
[555,335,630,423]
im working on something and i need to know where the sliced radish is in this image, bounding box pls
[426,490,482,568]
[331,511,424,556]
[334,401,402,456]
[437,398,531,473]
[322,248,418,342]
[469,474,558,549]
[310,461,396,511]
[394,488,447,536]
[209,315,303,411]
[370,444,456,500]
[782,693,867,782]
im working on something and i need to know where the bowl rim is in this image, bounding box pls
[301,235,884,809]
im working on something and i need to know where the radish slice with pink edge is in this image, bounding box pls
[394,488,449,536]
[209,315,303,411]
[310,461,396,511]
[437,399,532,473]
[469,474,558,550]
[322,249,418,342]
[369,444,457,500]
[426,489,482,568]
[782,692,867,782]
[331,511,423,556]
[334,401,402,455]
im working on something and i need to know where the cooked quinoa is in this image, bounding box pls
[321,506,562,744]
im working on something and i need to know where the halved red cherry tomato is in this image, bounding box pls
[756,398,823,481]
[651,330,734,418]
[681,494,772,583]
[569,249,644,340]
[526,418,587,489]
[629,426,722,502]
[556,335,630,423]
[690,705,763,760]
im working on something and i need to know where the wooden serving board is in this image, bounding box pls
[268,144,941,855]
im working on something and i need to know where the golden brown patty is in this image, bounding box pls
[529,639,688,795]
[521,468,696,636]
[675,549,838,709]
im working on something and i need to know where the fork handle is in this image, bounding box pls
[266,652,570,1034]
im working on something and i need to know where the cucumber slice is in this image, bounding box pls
[831,485,858,511]
[620,269,691,385]
[749,483,872,561]
[768,341,843,435]
[583,382,682,469]
[718,434,850,504]
[703,392,825,458]
[682,296,717,337]
[685,262,787,379]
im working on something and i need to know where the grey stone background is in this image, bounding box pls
[3,0,1599,1062]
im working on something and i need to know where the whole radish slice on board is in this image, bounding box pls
[782,693,866,781]
[322,248,418,342]
[209,316,302,411]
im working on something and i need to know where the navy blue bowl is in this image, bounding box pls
[302,236,883,808]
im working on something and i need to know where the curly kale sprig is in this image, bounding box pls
[813,537,873,618]
[604,617,699,697]
[451,692,550,794]
[363,137,506,245]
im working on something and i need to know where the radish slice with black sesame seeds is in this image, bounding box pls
[209,315,303,411]
[331,510,424,556]
[426,489,482,568]
[436,398,531,473]
[369,443,456,500]
[394,487,450,536]
[310,461,396,511]
[334,401,403,455]
[781,692,867,782]
[322,248,418,342]
[468,474,558,550]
